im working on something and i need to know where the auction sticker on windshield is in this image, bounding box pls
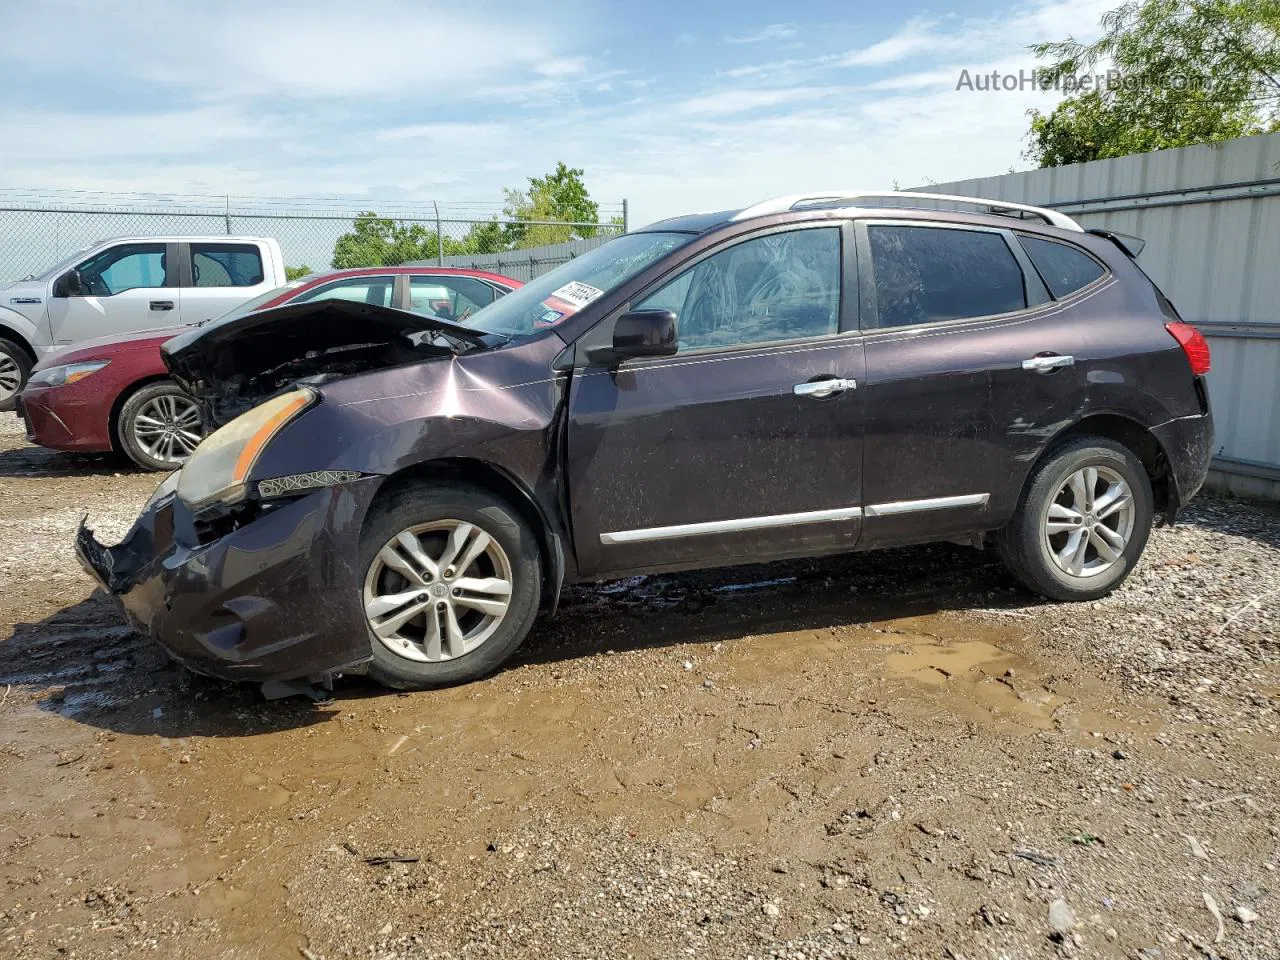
[534,281,605,328]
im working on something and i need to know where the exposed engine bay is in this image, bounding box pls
[161,299,490,426]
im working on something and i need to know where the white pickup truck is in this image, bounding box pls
[0,236,287,409]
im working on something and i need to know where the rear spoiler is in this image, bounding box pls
[1087,228,1146,259]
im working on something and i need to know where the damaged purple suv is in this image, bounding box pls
[77,191,1214,693]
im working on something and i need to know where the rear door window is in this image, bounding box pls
[408,275,496,322]
[1018,235,1106,298]
[865,225,1026,329]
[191,243,265,287]
[291,276,394,307]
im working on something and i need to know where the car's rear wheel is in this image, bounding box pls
[117,381,205,471]
[360,484,541,689]
[0,337,32,412]
[996,436,1154,601]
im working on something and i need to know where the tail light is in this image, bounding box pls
[1166,322,1211,376]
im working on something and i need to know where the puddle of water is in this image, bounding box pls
[882,638,1065,731]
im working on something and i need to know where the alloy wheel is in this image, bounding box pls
[363,520,514,662]
[1042,465,1135,578]
[132,393,204,465]
[0,354,20,404]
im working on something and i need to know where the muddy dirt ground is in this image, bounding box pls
[1,411,1278,960]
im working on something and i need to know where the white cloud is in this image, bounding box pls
[675,32,695,46]
[726,24,798,45]
[841,18,944,67]
[0,0,1121,230]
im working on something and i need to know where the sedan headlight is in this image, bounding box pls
[177,388,316,509]
[27,360,110,387]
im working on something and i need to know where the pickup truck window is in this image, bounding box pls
[78,243,169,296]
[191,243,265,287]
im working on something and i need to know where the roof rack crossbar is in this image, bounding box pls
[730,191,1082,232]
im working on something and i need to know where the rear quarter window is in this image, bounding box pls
[1018,235,1106,298]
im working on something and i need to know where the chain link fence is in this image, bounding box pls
[0,191,627,283]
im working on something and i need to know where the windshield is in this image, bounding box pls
[209,279,308,322]
[24,244,96,282]
[463,232,693,338]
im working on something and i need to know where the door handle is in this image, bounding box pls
[793,377,856,399]
[1022,354,1074,372]
[150,300,175,311]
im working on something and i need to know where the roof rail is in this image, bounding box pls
[730,191,1082,232]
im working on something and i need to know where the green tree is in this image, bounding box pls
[331,213,461,268]
[1025,0,1280,166]
[502,162,602,248]
[458,217,505,255]
[284,265,312,281]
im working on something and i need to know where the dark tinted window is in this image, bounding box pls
[191,243,265,287]
[636,227,840,350]
[867,225,1026,329]
[1019,235,1105,298]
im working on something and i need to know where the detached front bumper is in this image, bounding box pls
[76,476,382,683]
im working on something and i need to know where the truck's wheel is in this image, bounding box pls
[117,381,205,471]
[996,436,1154,601]
[0,337,32,413]
[360,484,542,690]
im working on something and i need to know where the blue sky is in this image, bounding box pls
[0,0,1113,224]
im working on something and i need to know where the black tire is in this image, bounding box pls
[360,483,542,690]
[0,337,33,413]
[116,381,205,472]
[996,437,1154,602]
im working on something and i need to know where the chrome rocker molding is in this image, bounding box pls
[862,493,990,517]
[600,494,990,544]
[600,506,864,544]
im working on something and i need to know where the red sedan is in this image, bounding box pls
[18,266,520,470]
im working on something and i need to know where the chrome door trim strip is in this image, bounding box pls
[600,506,864,545]
[863,493,990,517]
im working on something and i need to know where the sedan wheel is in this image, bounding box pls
[118,382,206,471]
[364,520,515,662]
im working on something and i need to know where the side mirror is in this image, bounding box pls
[55,270,83,297]
[589,309,678,366]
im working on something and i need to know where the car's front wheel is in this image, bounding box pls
[360,484,542,689]
[117,381,206,471]
[997,436,1154,601]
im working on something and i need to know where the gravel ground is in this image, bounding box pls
[1,412,1278,960]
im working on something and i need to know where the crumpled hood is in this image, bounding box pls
[162,298,490,427]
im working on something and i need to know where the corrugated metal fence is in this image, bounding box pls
[432,235,616,283]
[919,132,1280,501]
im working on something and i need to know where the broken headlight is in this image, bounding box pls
[177,388,316,510]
